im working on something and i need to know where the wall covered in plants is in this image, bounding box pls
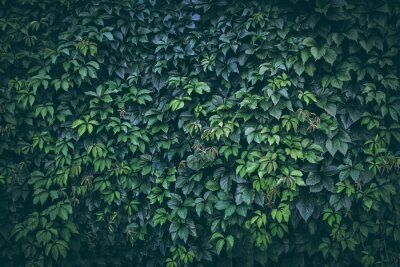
[1,0,400,266]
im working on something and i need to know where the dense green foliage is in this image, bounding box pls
[1,0,400,266]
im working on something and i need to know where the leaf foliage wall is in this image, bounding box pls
[0,0,400,266]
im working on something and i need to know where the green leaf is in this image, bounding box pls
[296,199,314,221]
[301,49,310,63]
[306,173,321,186]
[293,62,304,76]
[79,67,87,78]
[310,46,326,60]
[216,239,225,255]
[245,162,259,174]
[290,170,303,177]
[324,103,337,117]
[305,62,316,76]
[103,32,114,40]
[77,125,86,136]
[303,37,316,47]
[224,205,236,218]
[336,68,351,81]
[324,49,337,64]
[177,208,188,219]
[215,201,230,210]
[326,139,338,157]
[226,235,234,251]
[71,120,84,128]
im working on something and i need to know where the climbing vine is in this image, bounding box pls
[0,0,400,266]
